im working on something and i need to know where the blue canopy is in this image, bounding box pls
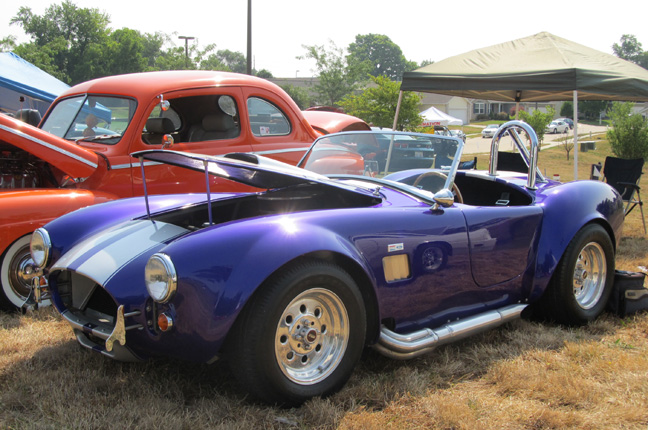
[0,52,69,116]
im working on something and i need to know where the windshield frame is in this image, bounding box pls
[298,130,464,198]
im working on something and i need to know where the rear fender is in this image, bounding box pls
[529,180,623,300]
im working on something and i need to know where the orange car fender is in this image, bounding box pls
[0,189,118,256]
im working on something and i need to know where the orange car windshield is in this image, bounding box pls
[41,95,137,145]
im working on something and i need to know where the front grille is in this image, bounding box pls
[55,270,119,326]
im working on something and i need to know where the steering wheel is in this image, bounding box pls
[412,171,463,204]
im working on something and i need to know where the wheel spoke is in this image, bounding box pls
[274,288,349,385]
[572,241,606,309]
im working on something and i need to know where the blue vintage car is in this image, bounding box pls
[28,121,623,405]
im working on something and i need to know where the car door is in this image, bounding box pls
[461,205,543,287]
[130,88,255,195]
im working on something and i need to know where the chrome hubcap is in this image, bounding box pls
[275,288,349,385]
[572,241,606,309]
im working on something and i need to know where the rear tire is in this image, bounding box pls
[227,260,366,406]
[540,224,614,325]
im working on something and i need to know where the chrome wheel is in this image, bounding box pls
[572,242,606,310]
[275,288,349,385]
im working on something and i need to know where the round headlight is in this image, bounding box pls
[31,228,51,268]
[145,253,177,303]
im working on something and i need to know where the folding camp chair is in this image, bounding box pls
[602,156,646,234]
[496,151,527,173]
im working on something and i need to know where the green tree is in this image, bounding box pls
[560,101,573,118]
[298,41,366,106]
[11,0,112,84]
[280,84,311,109]
[613,34,648,69]
[0,35,17,51]
[339,75,421,130]
[347,34,417,81]
[255,69,273,79]
[606,102,648,159]
[579,100,609,120]
[518,106,555,144]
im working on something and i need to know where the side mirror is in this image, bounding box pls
[432,188,455,209]
[161,134,174,149]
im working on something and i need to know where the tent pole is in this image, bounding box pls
[573,90,579,180]
[392,90,404,130]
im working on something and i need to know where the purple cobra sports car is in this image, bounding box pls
[28,121,624,405]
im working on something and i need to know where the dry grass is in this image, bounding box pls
[2,140,648,429]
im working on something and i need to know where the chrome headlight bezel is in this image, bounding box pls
[31,228,52,268]
[145,253,177,303]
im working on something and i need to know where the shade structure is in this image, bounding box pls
[420,106,463,126]
[401,32,648,102]
[0,52,69,115]
[397,32,648,179]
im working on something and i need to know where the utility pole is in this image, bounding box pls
[246,0,252,75]
[178,35,195,68]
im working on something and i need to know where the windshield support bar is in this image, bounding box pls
[204,160,213,225]
[138,156,152,219]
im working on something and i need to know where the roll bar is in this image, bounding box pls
[488,120,545,190]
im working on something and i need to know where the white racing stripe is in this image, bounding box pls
[52,220,189,286]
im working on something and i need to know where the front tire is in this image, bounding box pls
[0,235,36,310]
[541,224,614,325]
[227,260,366,406]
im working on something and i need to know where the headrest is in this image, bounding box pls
[146,117,175,133]
[16,109,41,127]
[203,114,234,131]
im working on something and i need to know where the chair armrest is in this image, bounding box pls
[618,181,640,191]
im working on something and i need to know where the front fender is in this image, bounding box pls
[0,188,117,256]
[530,180,623,300]
[160,216,374,353]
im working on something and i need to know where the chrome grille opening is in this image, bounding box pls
[56,270,118,326]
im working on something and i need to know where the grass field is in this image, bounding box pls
[1,135,647,429]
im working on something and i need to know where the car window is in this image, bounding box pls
[247,97,291,137]
[42,95,136,144]
[147,94,241,144]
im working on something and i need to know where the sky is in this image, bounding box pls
[4,0,648,78]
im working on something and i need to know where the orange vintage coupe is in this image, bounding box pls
[0,70,368,310]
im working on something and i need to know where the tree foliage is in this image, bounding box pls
[518,106,555,144]
[346,34,417,81]
[606,102,648,159]
[579,100,609,120]
[298,41,366,106]
[6,1,260,84]
[613,34,648,69]
[280,84,311,109]
[560,101,573,118]
[339,75,421,130]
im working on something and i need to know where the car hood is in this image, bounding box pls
[0,113,100,178]
[51,219,188,286]
[132,149,379,199]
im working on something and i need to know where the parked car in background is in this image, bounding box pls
[29,121,623,405]
[557,118,574,129]
[546,120,570,134]
[450,129,466,142]
[0,70,368,310]
[481,123,500,138]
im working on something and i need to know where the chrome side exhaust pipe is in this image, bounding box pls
[373,304,527,360]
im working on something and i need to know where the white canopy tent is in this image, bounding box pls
[420,106,463,127]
